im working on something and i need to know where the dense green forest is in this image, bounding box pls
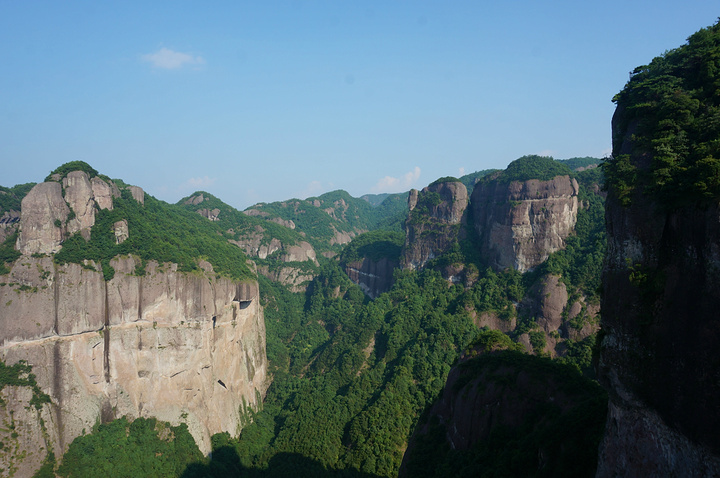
[177,191,305,251]
[402,342,607,478]
[0,183,35,215]
[55,188,255,282]
[245,189,409,253]
[56,417,203,478]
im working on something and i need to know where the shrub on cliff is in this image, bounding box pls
[44,161,99,182]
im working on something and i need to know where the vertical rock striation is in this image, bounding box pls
[0,256,267,463]
[471,175,579,272]
[0,174,268,474]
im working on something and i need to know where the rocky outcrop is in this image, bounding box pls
[257,265,314,293]
[402,181,468,270]
[63,171,98,239]
[281,241,318,264]
[269,217,295,229]
[197,208,221,221]
[16,182,70,255]
[596,109,720,474]
[15,174,137,255]
[0,255,267,472]
[127,185,144,204]
[329,228,355,246]
[91,176,120,211]
[344,257,397,299]
[113,219,129,244]
[471,175,579,272]
[231,232,317,266]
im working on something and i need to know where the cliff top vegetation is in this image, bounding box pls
[497,155,574,183]
[605,19,720,208]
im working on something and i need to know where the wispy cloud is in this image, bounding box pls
[141,47,205,69]
[301,180,323,198]
[183,176,216,190]
[372,167,421,193]
[458,167,466,176]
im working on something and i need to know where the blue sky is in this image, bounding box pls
[1,1,718,209]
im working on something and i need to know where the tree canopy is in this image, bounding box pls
[605,20,720,208]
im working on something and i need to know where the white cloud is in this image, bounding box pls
[536,149,556,158]
[300,180,324,198]
[458,167,466,177]
[372,166,421,193]
[141,47,205,69]
[183,176,216,190]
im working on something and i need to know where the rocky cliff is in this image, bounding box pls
[401,180,468,270]
[471,174,579,272]
[596,114,720,474]
[0,173,268,475]
[344,256,398,299]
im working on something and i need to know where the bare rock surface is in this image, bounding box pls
[0,255,267,472]
[472,175,579,272]
[128,185,145,204]
[91,176,120,211]
[63,171,97,238]
[282,241,318,264]
[344,257,397,299]
[0,210,20,244]
[402,181,469,270]
[16,182,69,255]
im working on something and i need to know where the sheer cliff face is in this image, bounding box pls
[471,176,579,272]
[0,178,267,473]
[344,257,398,299]
[596,109,720,476]
[402,181,468,270]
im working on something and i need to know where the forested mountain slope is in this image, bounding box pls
[0,148,608,478]
[179,154,607,477]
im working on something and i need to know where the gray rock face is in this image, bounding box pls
[402,181,469,270]
[596,400,720,477]
[196,208,221,221]
[257,263,314,293]
[16,182,69,255]
[282,241,317,264]
[344,257,398,299]
[128,185,145,204]
[15,174,137,255]
[113,219,129,244]
[0,256,267,472]
[471,175,579,272]
[91,176,120,210]
[63,171,97,239]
